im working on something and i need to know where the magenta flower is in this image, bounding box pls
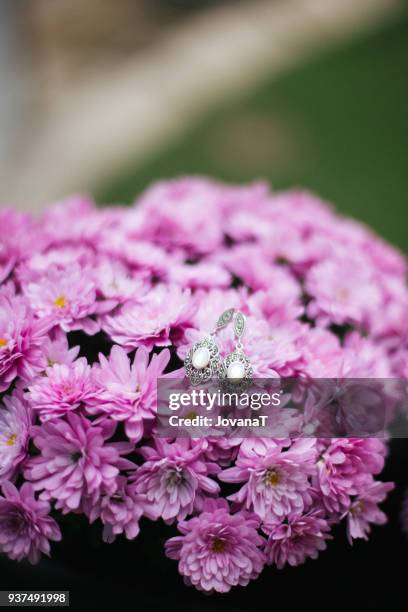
[87,345,170,442]
[0,481,61,564]
[23,263,103,335]
[0,290,51,392]
[136,177,225,255]
[0,391,32,483]
[93,259,149,309]
[16,245,96,286]
[41,329,80,368]
[315,438,386,513]
[168,261,231,289]
[41,195,108,248]
[0,208,45,273]
[247,279,303,327]
[263,510,332,568]
[344,480,394,543]
[84,476,145,543]
[220,439,317,520]
[305,253,381,327]
[165,498,266,592]
[132,439,220,523]
[25,414,135,513]
[101,285,195,349]
[27,357,96,422]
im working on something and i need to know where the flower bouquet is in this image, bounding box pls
[0,178,406,593]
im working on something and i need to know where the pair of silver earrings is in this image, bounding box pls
[184,308,253,389]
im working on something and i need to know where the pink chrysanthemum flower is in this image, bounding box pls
[344,480,394,544]
[0,391,32,483]
[0,481,61,564]
[168,261,231,289]
[315,438,386,513]
[0,209,45,274]
[0,290,51,392]
[131,439,220,523]
[220,439,317,520]
[40,195,108,248]
[16,245,96,285]
[41,329,80,368]
[87,345,170,442]
[165,498,266,593]
[101,285,195,349]
[135,177,225,255]
[27,357,96,422]
[25,414,135,513]
[305,253,381,328]
[263,510,332,568]
[93,259,149,310]
[23,263,104,335]
[84,476,145,543]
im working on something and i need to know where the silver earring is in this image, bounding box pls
[221,311,253,390]
[184,308,235,386]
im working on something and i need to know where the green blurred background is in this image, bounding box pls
[98,12,408,253]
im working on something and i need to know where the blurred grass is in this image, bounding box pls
[97,12,408,253]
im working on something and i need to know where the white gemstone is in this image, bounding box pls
[192,347,210,369]
[227,361,245,381]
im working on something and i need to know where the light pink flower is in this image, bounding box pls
[25,414,135,513]
[0,208,45,273]
[344,480,394,543]
[0,391,32,483]
[84,476,145,543]
[248,277,304,327]
[165,498,266,593]
[263,510,332,568]
[168,261,231,289]
[0,291,51,392]
[101,285,195,349]
[41,195,108,248]
[315,438,386,513]
[41,329,80,368]
[93,258,149,309]
[27,357,96,422]
[220,439,317,520]
[87,345,170,442]
[0,481,61,564]
[132,439,220,522]
[24,263,104,335]
[136,177,225,255]
[16,245,96,285]
[99,234,178,281]
[305,254,381,327]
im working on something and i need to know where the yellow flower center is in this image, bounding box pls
[211,538,226,553]
[6,434,17,447]
[335,288,349,302]
[351,500,364,516]
[185,411,197,420]
[54,295,66,308]
[264,469,281,486]
[0,338,7,348]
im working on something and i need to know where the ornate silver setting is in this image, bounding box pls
[184,336,220,386]
[216,308,235,330]
[220,349,253,393]
[234,311,245,338]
